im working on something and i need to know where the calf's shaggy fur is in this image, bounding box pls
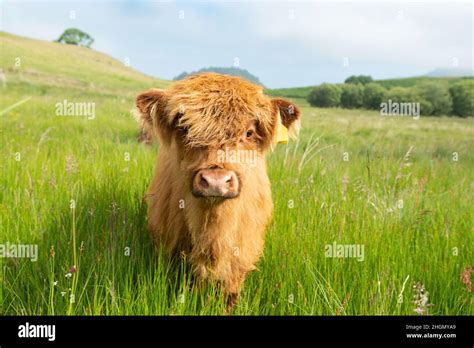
[136,73,300,306]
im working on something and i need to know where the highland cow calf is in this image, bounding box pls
[136,73,300,307]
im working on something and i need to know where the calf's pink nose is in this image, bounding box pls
[193,169,239,198]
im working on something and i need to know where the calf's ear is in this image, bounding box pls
[135,89,172,144]
[271,98,301,141]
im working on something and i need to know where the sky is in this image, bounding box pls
[1,0,472,88]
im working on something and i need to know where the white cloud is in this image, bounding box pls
[242,2,472,69]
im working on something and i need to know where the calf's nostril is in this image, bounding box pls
[199,174,209,188]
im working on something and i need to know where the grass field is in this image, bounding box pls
[1,32,473,315]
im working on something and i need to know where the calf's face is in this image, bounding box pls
[136,74,300,203]
[183,120,262,200]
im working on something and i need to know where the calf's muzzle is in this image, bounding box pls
[192,169,239,198]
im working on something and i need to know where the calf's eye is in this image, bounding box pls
[245,130,254,138]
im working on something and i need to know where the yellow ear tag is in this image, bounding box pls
[276,117,288,144]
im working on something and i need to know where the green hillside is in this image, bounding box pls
[375,76,473,89]
[0,31,170,97]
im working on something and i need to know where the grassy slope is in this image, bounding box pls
[0,31,170,95]
[1,32,473,315]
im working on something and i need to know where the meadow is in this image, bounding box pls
[1,32,473,315]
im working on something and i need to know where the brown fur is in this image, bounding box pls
[136,73,300,307]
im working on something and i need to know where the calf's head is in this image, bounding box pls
[136,73,300,202]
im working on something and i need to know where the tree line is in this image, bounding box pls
[307,75,473,117]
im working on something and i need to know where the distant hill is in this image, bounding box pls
[426,68,473,78]
[173,67,264,86]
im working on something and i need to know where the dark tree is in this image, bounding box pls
[56,28,94,48]
[345,75,373,85]
[449,80,473,117]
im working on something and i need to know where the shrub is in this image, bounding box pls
[416,81,453,116]
[384,87,412,103]
[449,80,474,117]
[307,83,341,107]
[383,87,433,116]
[418,99,434,116]
[362,83,386,109]
[341,84,364,108]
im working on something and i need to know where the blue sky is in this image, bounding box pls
[1,0,472,88]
